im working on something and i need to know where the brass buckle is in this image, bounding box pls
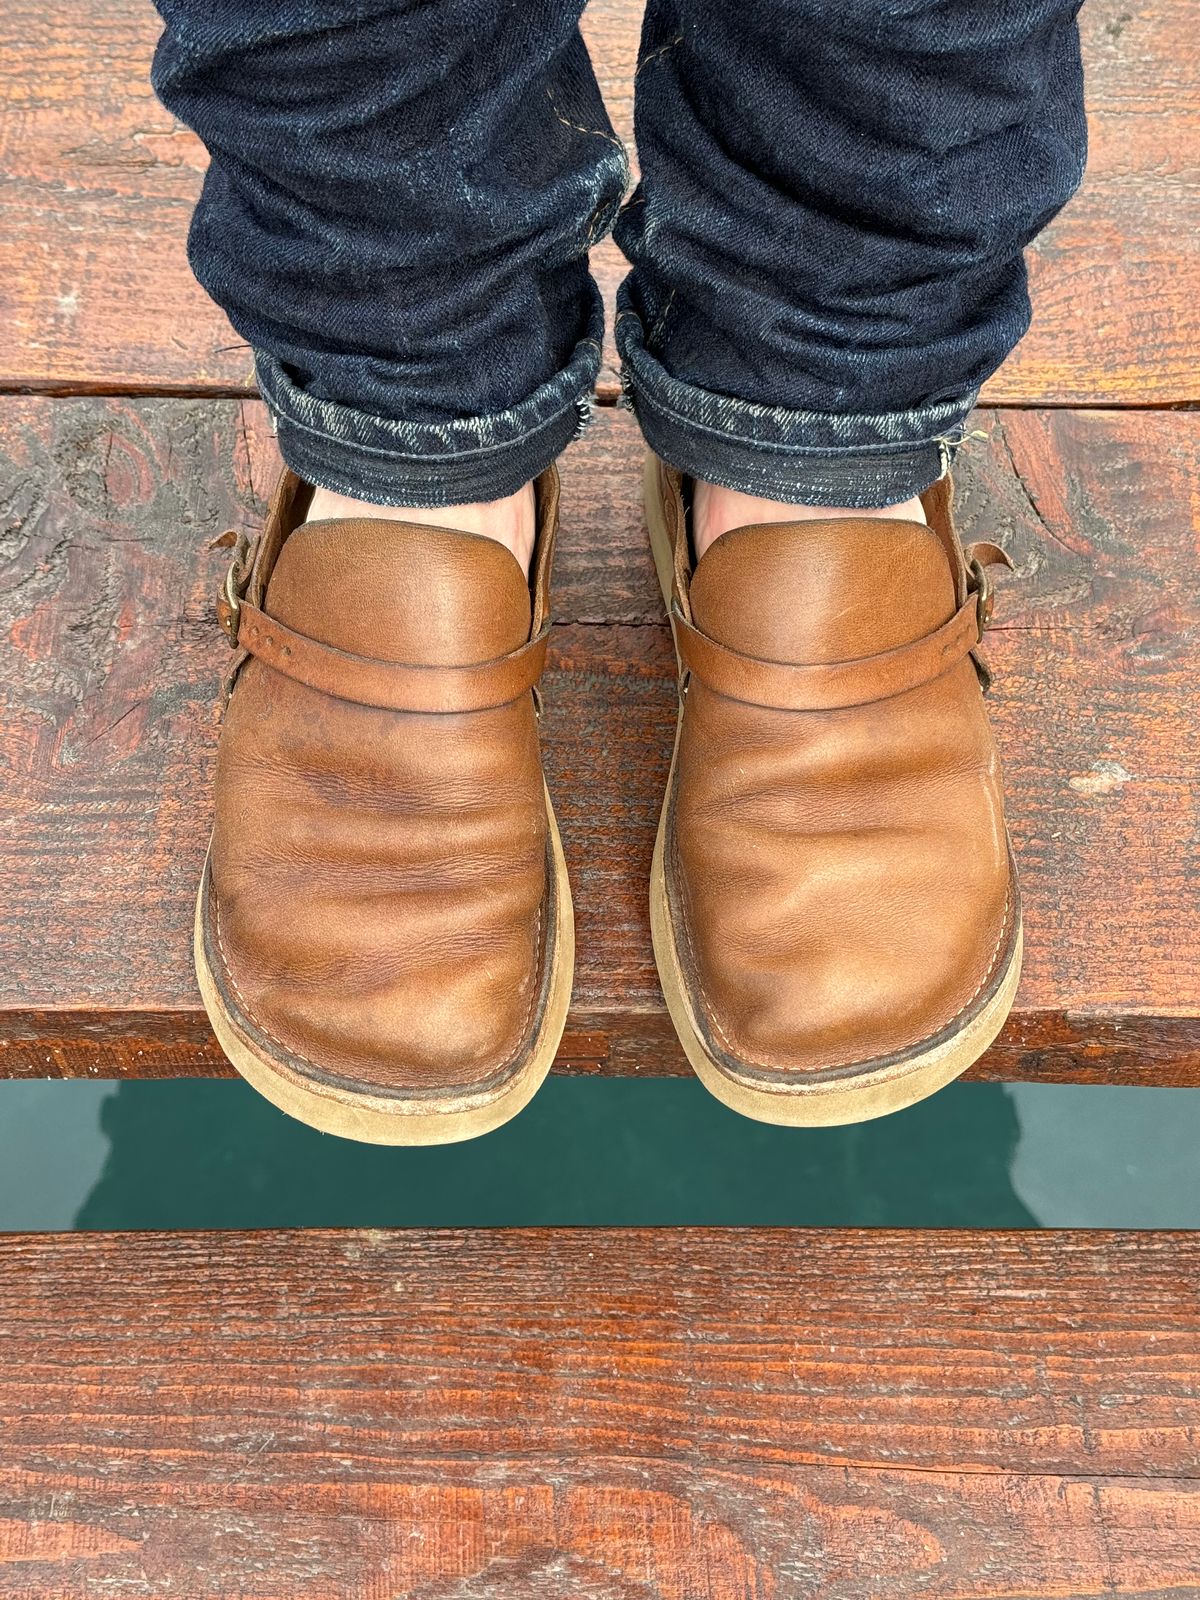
[218,532,253,647]
[967,554,993,633]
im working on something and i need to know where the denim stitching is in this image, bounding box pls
[583,200,605,249]
[273,401,575,463]
[545,87,626,154]
[627,371,970,460]
[647,289,677,353]
[636,34,683,75]
[584,196,623,250]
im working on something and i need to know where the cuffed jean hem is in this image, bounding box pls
[616,301,977,508]
[255,308,605,507]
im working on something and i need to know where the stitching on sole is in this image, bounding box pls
[211,876,546,1094]
[671,813,1014,1079]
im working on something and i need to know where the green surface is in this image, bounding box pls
[0,1078,1196,1231]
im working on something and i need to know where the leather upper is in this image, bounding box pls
[658,462,1017,1079]
[205,469,559,1095]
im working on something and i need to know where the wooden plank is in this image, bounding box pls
[0,1228,1198,1597]
[1,398,1197,1083]
[1,0,1196,403]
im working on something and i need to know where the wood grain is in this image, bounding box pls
[1,399,1197,1082]
[1,0,1196,403]
[0,1227,1198,1597]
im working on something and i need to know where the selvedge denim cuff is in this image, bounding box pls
[616,292,978,509]
[256,292,605,508]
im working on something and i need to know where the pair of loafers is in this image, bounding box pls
[196,457,1019,1142]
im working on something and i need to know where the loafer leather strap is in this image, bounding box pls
[236,601,551,713]
[671,592,983,712]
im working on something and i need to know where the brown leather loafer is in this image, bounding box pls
[645,454,1021,1126]
[194,468,573,1144]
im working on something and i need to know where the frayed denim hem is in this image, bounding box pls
[255,326,603,507]
[616,301,977,508]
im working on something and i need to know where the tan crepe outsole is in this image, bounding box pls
[644,451,1023,1127]
[194,783,574,1145]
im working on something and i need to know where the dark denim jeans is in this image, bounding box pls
[152,0,1086,508]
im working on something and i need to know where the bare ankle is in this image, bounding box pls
[304,481,537,575]
[691,480,926,561]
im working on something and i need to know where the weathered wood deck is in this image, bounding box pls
[0,0,1197,1594]
[2,1228,1199,1598]
[2,400,1198,1084]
